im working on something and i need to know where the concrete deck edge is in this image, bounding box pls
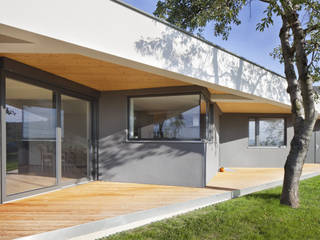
[16,171,320,240]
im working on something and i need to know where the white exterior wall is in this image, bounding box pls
[0,0,318,112]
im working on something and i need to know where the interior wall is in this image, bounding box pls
[220,114,293,168]
[98,91,206,187]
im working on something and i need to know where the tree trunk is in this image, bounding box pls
[280,121,313,207]
[279,2,317,207]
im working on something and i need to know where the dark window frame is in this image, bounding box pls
[248,117,287,147]
[127,92,209,141]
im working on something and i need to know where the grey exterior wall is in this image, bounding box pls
[98,89,207,188]
[205,104,221,184]
[306,131,316,163]
[220,114,294,168]
[307,120,320,163]
[220,115,320,167]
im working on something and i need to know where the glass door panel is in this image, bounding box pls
[6,78,56,196]
[61,95,90,182]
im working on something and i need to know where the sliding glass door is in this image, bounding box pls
[6,78,57,196]
[61,95,90,183]
[4,77,92,199]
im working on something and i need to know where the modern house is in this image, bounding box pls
[0,0,319,204]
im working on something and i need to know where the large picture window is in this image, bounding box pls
[128,94,207,140]
[249,117,286,147]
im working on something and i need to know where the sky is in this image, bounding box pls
[122,0,284,76]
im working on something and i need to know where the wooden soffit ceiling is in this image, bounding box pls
[1,53,291,114]
[0,53,229,94]
[0,53,193,91]
[217,102,291,114]
[208,88,227,94]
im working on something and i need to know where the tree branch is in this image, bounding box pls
[281,0,317,123]
[279,14,303,119]
[303,24,320,35]
[259,0,271,3]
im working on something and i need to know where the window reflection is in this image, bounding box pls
[129,95,203,140]
[248,118,285,147]
[259,118,285,146]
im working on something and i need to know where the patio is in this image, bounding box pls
[0,164,319,240]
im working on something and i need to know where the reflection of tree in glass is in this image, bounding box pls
[260,120,284,146]
[157,122,164,138]
[165,114,185,138]
[6,107,16,116]
[156,113,185,139]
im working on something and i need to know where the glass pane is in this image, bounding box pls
[248,119,256,146]
[6,78,56,196]
[129,95,200,140]
[61,95,90,182]
[259,118,285,146]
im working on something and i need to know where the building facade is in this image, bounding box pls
[0,0,319,203]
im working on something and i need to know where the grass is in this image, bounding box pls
[6,160,18,172]
[101,175,320,240]
[6,152,18,171]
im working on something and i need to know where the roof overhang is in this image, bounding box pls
[0,0,318,115]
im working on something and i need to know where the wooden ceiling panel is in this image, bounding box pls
[0,53,191,91]
[208,88,227,94]
[217,102,291,114]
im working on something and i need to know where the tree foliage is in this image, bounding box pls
[154,0,246,39]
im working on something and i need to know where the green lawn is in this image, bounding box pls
[6,153,18,171]
[6,161,18,171]
[102,175,320,240]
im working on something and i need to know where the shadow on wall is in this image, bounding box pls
[219,116,249,144]
[135,26,288,103]
[99,129,203,180]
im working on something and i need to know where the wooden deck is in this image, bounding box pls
[0,182,222,240]
[0,163,319,240]
[207,163,320,189]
